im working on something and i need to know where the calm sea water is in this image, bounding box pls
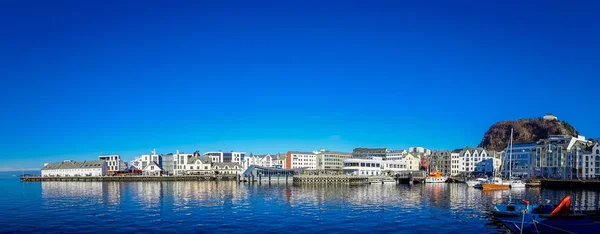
[1,173,599,233]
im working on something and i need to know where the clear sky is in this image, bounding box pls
[1,1,599,170]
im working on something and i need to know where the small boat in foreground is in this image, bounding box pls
[495,195,600,233]
[425,170,447,183]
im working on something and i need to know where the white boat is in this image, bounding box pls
[509,179,526,188]
[369,179,382,184]
[505,129,526,189]
[466,178,487,187]
[382,179,396,183]
[425,170,448,183]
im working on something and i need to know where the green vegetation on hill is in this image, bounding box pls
[478,118,579,151]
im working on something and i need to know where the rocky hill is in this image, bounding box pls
[478,118,579,151]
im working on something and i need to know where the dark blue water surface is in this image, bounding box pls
[1,174,599,233]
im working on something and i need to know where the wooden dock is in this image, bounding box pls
[20,175,238,182]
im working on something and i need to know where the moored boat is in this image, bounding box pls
[425,170,447,183]
[381,178,396,183]
[495,195,600,233]
[508,179,526,189]
[481,177,510,190]
[466,178,487,187]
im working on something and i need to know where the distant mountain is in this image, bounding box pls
[478,117,579,151]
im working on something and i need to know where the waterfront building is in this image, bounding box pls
[316,150,352,171]
[186,157,213,174]
[385,150,404,161]
[243,153,274,171]
[142,161,163,176]
[534,135,594,179]
[129,156,144,170]
[342,158,383,176]
[381,160,408,175]
[402,152,421,171]
[161,153,174,175]
[140,150,161,170]
[212,163,242,175]
[352,148,387,159]
[450,148,500,176]
[501,143,537,178]
[173,151,194,175]
[272,153,286,168]
[204,151,246,163]
[286,151,318,170]
[582,143,600,179]
[430,150,451,175]
[98,154,127,174]
[41,160,108,177]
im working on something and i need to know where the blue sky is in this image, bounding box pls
[1,1,599,169]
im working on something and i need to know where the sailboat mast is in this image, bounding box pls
[509,128,513,179]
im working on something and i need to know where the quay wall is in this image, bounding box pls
[540,179,600,190]
[21,175,238,182]
[293,175,369,185]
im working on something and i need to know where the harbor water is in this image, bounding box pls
[2,174,599,233]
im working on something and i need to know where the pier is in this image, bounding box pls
[20,175,238,182]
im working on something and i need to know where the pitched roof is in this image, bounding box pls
[143,161,163,171]
[188,157,212,164]
[42,160,105,170]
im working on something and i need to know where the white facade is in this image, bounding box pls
[98,155,125,173]
[342,158,383,176]
[381,160,408,174]
[582,143,600,179]
[450,150,464,176]
[385,150,404,161]
[185,157,213,175]
[130,156,143,170]
[41,160,108,177]
[142,162,163,176]
[243,154,273,171]
[203,151,246,163]
[288,151,318,170]
[173,153,194,175]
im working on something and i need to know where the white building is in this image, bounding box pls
[286,151,318,170]
[381,160,408,174]
[450,148,501,176]
[385,150,404,161]
[142,161,163,176]
[173,152,194,175]
[129,156,144,170]
[98,155,126,174]
[213,162,243,175]
[41,160,107,177]
[543,113,558,121]
[185,157,213,175]
[204,151,246,163]
[342,158,383,176]
[582,143,600,179]
[243,154,273,171]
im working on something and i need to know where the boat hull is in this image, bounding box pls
[466,180,479,187]
[425,177,448,183]
[482,183,510,190]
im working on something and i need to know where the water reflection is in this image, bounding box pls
[37,181,600,233]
